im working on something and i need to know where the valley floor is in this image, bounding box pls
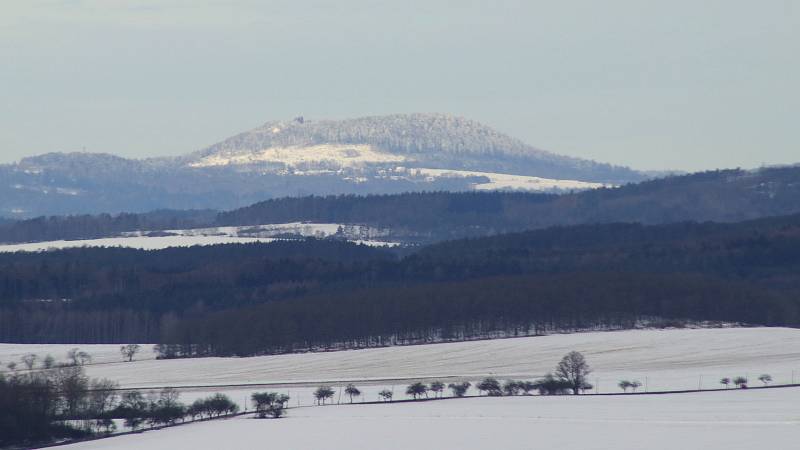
[59,387,800,450]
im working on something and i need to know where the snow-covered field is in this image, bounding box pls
[60,388,800,450]
[4,328,800,404]
[0,235,277,253]
[0,222,399,252]
[7,328,800,449]
[189,143,408,168]
[412,167,607,191]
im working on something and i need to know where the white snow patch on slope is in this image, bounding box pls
[189,144,407,168]
[59,389,800,450]
[0,223,399,253]
[412,167,608,191]
[0,235,276,253]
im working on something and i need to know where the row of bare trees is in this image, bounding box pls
[312,351,594,405]
[1,345,143,376]
[719,374,772,389]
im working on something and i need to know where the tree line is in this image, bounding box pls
[3,213,800,347]
[3,165,800,245]
[0,349,286,448]
[312,351,594,404]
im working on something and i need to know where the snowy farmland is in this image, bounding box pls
[3,328,800,404]
[0,222,399,253]
[59,388,800,450]
[5,328,800,449]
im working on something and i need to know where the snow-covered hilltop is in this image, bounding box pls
[0,113,643,218]
[192,114,550,161]
[186,113,639,183]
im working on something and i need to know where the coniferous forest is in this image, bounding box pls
[2,213,800,355]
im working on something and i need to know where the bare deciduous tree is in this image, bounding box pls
[21,353,38,370]
[555,351,592,395]
[378,389,393,402]
[344,384,361,403]
[448,382,471,398]
[406,382,428,400]
[120,344,141,362]
[429,381,445,398]
[67,348,92,366]
[251,392,290,418]
[313,386,335,405]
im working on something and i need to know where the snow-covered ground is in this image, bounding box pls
[4,328,800,405]
[189,144,408,168]
[412,167,607,191]
[60,388,800,450]
[8,328,800,449]
[0,222,399,253]
[0,235,277,253]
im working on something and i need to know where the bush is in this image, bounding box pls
[191,393,239,417]
[476,378,502,396]
[448,382,471,397]
[378,389,393,402]
[251,392,290,418]
[518,381,536,395]
[406,382,428,400]
[503,380,521,396]
[535,373,573,395]
[429,381,445,398]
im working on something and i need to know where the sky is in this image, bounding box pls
[0,0,797,172]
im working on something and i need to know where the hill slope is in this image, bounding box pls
[0,114,642,218]
[2,166,800,245]
[187,113,639,182]
[4,213,800,345]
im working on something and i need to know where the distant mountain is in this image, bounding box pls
[185,114,640,182]
[0,114,644,218]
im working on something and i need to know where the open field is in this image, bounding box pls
[4,327,800,408]
[6,327,800,449]
[0,222,399,252]
[58,387,800,450]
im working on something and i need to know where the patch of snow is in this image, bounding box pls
[56,187,82,196]
[189,144,407,169]
[58,388,800,450]
[412,167,608,191]
[0,236,277,253]
[0,223,401,252]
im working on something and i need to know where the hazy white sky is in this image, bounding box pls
[1,0,797,171]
